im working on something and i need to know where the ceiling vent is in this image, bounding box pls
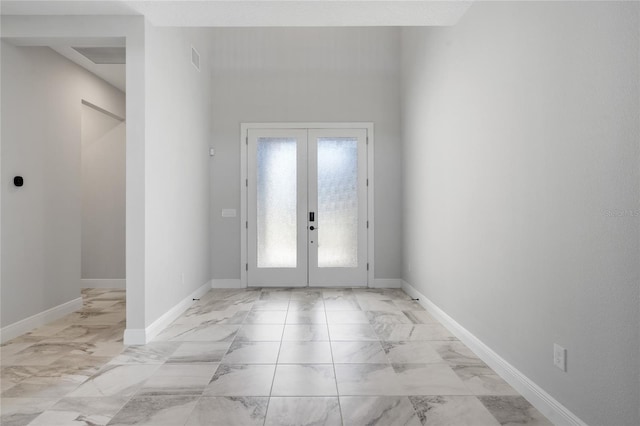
[191,46,200,71]
[72,47,126,65]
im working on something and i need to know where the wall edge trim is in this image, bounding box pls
[401,280,588,426]
[122,328,146,345]
[123,280,212,345]
[0,297,83,344]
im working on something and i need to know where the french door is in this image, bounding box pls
[247,127,368,287]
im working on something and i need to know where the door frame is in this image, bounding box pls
[240,122,375,288]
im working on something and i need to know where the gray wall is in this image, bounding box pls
[81,103,126,280]
[143,26,212,325]
[209,27,402,281]
[401,2,639,425]
[1,44,126,327]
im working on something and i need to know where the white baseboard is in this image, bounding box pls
[1,297,83,344]
[370,278,402,288]
[211,279,245,289]
[401,280,587,426]
[122,328,146,346]
[81,278,126,289]
[210,279,401,289]
[123,280,212,345]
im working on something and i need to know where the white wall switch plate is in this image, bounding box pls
[553,343,567,372]
[209,148,215,156]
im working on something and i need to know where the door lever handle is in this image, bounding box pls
[309,226,315,231]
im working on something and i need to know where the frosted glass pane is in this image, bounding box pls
[317,138,358,268]
[257,138,297,268]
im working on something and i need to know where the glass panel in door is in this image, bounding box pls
[248,129,308,287]
[308,129,368,286]
[256,138,297,268]
[316,137,359,268]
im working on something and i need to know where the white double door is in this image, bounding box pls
[247,128,368,287]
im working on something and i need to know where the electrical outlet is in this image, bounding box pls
[553,344,567,372]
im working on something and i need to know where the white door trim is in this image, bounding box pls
[240,122,375,288]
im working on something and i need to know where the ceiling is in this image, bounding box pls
[50,45,126,91]
[0,0,473,27]
[1,1,473,93]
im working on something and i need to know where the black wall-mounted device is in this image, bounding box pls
[14,176,24,187]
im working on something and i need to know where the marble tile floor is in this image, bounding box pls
[0,287,552,425]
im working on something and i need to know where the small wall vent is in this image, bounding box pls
[191,46,200,71]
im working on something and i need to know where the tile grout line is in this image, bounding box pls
[262,288,291,426]
[324,291,345,426]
